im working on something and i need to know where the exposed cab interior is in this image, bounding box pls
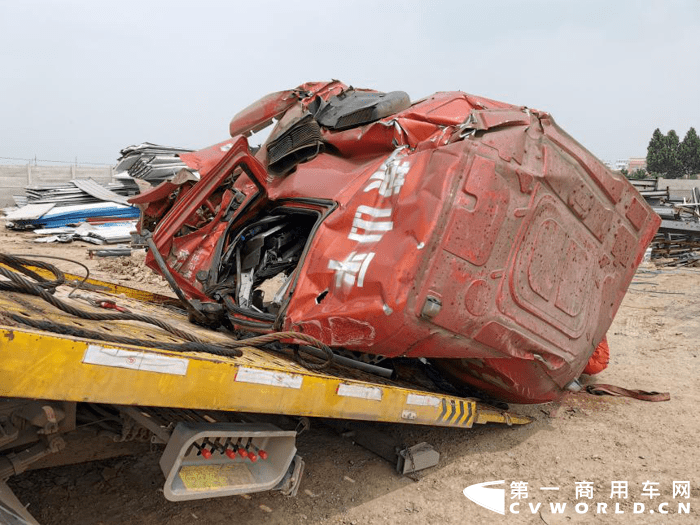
[210,205,324,322]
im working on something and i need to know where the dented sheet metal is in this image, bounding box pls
[132,81,660,404]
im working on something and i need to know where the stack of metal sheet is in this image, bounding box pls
[22,179,139,206]
[11,177,138,210]
[4,179,140,231]
[10,202,139,229]
[33,220,137,245]
[108,174,141,195]
[631,178,700,266]
[115,143,194,182]
[71,179,131,206]
[25,184,100,205]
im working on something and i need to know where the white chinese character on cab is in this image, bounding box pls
[673,481,690,499]
[610,481,628,499]
[641,481,660,499]
[576,481,594,500]
[328,252,376,288]
[347,206,393,243]
[364,148,410,197]
[510,481,528,500]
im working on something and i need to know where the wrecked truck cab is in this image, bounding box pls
[131,81,660,404]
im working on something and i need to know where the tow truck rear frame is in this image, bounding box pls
[0,269,528,521]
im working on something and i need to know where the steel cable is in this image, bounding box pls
[0,253,333,369]
[0,254,204,343]
[6,314,242,357]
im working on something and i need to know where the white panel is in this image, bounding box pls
[336,383,382,401]
[82,345,189,376]
[406,393,441,407]
[235,367,303,389]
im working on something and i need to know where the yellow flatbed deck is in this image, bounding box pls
[0,271,529,429]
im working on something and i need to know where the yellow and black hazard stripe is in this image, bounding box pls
[438,398,475,427]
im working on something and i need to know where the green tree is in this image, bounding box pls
[665,130,683,178]
[679,127,700,177]
[630,168,647,179]
[646,128,666,175]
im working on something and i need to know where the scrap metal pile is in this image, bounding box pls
[116,143,195,183]
[631,178,700,267]
[131,81,659,404]
[3,178,140,243]
[2,145,198,247]
[14,175,139,207]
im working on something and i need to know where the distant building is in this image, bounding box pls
[628,157,647,173]
[603,158,646,173]
[604,159,629,172]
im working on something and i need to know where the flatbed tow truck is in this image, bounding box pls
[0,263,528,524]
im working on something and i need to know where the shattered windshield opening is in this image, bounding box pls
[211,206,320,321]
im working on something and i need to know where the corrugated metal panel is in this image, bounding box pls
[71,179,131,205]
[4,203,56,220]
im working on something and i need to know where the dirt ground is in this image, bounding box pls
[3,228,699,524]
[0,229,172,296]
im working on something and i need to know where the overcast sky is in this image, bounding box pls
[1,0,698,166]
